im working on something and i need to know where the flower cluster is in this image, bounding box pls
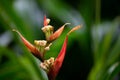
[13,16,81,80]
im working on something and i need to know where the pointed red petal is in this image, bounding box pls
[44,15,48,26]
[48,23,70,41]
[13,29,43,61]
[48,36,68,80]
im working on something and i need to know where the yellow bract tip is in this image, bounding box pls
[12,29,17,32]
[67,25,82,36]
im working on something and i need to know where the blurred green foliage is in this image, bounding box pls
[0,0,120,80]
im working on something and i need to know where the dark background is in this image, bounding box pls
[0,0,120,80]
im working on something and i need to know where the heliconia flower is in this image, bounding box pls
[13,15,82,80]
[40,25,82,80]
[12,29,44,61]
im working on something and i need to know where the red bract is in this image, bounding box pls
[44,15,49,26]
[48,23,70,41]
[13,29,43,61]
[48,36,68,80]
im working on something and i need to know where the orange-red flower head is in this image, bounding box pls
[13,15,82,80]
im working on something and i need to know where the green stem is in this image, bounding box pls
[95,0,101,25]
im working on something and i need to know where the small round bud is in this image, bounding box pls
[41,25,54,33]
[40,57,55,73]
[45,43,52,51]
[46,18,50,24]
[34,40,47,47]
